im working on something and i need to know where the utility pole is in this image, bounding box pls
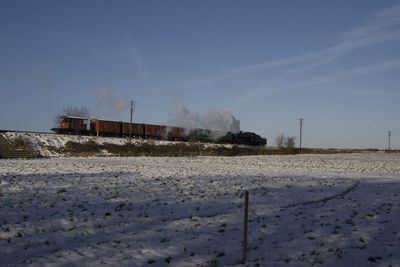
[299,118,304,153]
[129,100,135,144]
[388,130,391,150]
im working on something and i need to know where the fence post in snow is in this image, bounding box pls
[241,191,249,264]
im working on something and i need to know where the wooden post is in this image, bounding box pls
[241,191,249,264]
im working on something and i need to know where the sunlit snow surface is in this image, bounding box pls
[1,154,400,266]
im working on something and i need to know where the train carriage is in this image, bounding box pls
[143,124,167,139]
[90,119,121,137]
[121,122,145,137]
[166,126,184,141]
[51,116,89,135]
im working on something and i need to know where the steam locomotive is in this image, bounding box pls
[52,115,267,146]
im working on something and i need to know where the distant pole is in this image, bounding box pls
[129,100,134,143]
[299,118,304,153]
[241,191,249,264]
[388,130,391,150]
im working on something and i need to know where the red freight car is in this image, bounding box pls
[60,116,87,130]
[166,126,184,140]
[143,124,167,139]
[51,116,89,134]
[90,119,121,136]
[121,122,145,137]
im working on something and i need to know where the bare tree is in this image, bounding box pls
[54,105,90,128]
[275,134,285,149]
[284,136,296,153]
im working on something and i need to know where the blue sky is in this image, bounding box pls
[1,0,400,149]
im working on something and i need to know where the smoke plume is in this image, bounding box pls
[201,107,241,138]
[95,87,129,114]
[169,95,241,139]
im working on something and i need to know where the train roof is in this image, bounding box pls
[60,115,88,120]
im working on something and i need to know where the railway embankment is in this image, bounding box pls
[0,131,394,158]
[0,134,11,154]
[1,131,268,158]
[0,133,41,159]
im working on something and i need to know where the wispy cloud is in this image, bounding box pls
[186,4,400,92]
[24,67,54,94]
[338,5,400,42]
[129,45,152,80]
[346,90,400,98]
[276,58,400,92]
[235,58,400,105]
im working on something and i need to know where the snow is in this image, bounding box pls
[1,154,400,266]
[2,132,187,157]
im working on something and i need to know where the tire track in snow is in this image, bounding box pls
[282,181,360,209]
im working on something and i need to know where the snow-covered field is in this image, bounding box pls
[1,154,400,266]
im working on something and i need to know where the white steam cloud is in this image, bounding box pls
[169,95,240,139]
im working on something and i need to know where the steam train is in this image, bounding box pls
[52,115,267,146]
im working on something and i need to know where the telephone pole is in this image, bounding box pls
[299,118,304,153]
[129,100,135,143]
[388,130,391,150]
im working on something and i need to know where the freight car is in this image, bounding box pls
[166,126,185,141]
[90,119,121,136]
[143,123,167,139]
[52,115,267,146]
[51,116,91,135]
[89,119,187,140]
[121,121,144,137]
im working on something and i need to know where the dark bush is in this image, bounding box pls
[101,142,275,157]
[11,136,34,151]
[64,140,104,154]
